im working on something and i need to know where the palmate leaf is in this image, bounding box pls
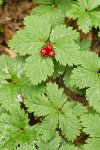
[90,11,100,28]
[82,138,100,150]
[33,0,73,27]
[59,143,79,150]
[0,55,26,82]
[36,134,61,150]
[25,82,82,141]
[15,142,36,150]
[0,55,45,112]
[9,15,80,85]
[81,114,100,137]
[59,112,81,141]
[0,105,36,150]
[66,0,100,33]
[37,113,58,141]
[78,0,100,10]
[86,79,100,113]
[68,101,87,116]
[50,25,80,66]
[25,94,55,116]
[32,6,65,27]
[9,15,51,55]
[81,114,100,150]
[24,51,54,85]
[63,67,85,95]
[70,51,100,112]
[77,39,91,51]
[24,15,51,41]
[46,82,67,108]
[52,60,65,79]
[0,84,22,112]
[0,55,25,112]
[9,29,45,56]
[70,66,98,89]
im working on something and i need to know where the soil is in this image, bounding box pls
[0,0,37,56]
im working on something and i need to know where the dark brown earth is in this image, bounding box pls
[0,0,37,56]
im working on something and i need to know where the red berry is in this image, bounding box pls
[40,48,47,56]
[45,44,53,52]
[48,50,55,57]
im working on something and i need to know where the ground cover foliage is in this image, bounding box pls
[0,0,100,149]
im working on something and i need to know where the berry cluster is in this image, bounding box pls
[40,44,55,57]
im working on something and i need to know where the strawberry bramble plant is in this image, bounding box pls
[0,0,100,150]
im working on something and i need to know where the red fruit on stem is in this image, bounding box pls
[40,48,47,56]
[45,44,53,52]
[48,50,55,57]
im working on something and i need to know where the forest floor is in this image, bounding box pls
[0,0,36,56]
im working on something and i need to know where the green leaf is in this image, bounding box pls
[78,39,91,51]
[37,113,58,142]
[78,0,100,11]
[78,51,100,71]
[36,134,61,150]
[9,29,44,56]
[59,143,78,150]
[46,82,67,108]
[24,51,54,85]
[52,60,65,79]
[50,25,80,66]
[0,0,3,5]
[9,15,51,55]
[98,32,100,37]
[0,106,8,116]
[32,0,73,27]
[70,51,100,88]
[70,66,98,89]
[86,79,100,113]
[0,55,25,112]
[0,84,22,112]
[64,67,85,95]
[24,15,51,41]
[70,51,100,112]
[59,112,81,141]
[25,94,55,116]
[15,142,36,150]
[25,82,82,141]
[66,0,100,33]
[82,138,100,150]
[50,25,79,43]
[81,114,100,150]
[0,106,36,150]
[69,102,87,116]
[81,114,100,137]
[0,55,26,82]
[90,11,100,29]
[0,55,44,112]
[77,13,92,33]
[32,6,65,27]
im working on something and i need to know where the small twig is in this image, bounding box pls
[88,30,93,42]
[4,48,17,58]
